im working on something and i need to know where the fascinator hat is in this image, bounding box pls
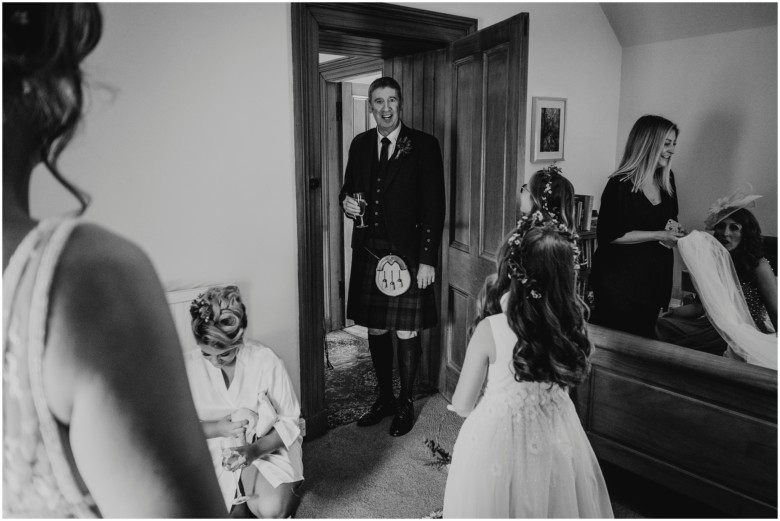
[704,189,762,230]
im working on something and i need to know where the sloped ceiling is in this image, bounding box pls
[600,2,777,47]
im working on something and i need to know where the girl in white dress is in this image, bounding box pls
[185,285,304,517]
[443,214,613,518]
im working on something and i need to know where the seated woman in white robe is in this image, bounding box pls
[184,285,304,517]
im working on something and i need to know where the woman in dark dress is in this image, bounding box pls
[590,115,686,337]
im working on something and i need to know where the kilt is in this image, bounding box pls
[347,238,438,331]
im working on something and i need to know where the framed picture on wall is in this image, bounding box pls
[531,97,567,162]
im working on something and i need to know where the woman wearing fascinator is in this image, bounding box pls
[656,191,777,367]
[184,285,304,517]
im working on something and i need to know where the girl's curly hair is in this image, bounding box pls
[527,165,577,232]
[190,285,248,350]
[470,222,592,388]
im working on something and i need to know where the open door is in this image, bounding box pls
[383,48,451,393]
[323,80,374,333]
[439,13,529,400]
[382,13,528,399]
[292,3,525,437]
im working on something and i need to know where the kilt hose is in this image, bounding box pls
[346,238,438,331]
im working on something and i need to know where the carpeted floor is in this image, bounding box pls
[315,328,727,519]
[299,392,728,519]
[324,327,399,429]
[298,393,463,519]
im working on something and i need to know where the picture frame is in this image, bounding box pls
[530,97,567,162]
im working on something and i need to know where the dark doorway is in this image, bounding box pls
[292,3,477,439]
[292,3,529,440]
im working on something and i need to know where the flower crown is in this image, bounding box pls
[537,162,563,212]
[506,210,580,299]
[190,293,214,325]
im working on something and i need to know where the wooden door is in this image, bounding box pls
[323,80,370,333]
[340,82,374,329]
[292,2,477,439]
[322,79,344,332]
[383,48,451,393]
[439,14,529,400]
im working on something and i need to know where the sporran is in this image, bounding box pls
[372,252,411,297]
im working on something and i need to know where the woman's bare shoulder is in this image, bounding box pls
[63,222,153,271]
[754,258,777,285]
[45,223,179,417]
[54,222,174,348]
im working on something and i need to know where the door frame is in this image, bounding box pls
[321,58,383,333]
[291,3,476,439]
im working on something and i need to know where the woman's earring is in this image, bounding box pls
[22,81,32,96]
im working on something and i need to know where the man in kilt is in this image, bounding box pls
[340,77,445,437]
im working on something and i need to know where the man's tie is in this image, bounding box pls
[379,137,390,167]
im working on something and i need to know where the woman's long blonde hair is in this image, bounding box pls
[611,115,678,194]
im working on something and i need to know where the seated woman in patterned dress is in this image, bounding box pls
[656,193,777,355]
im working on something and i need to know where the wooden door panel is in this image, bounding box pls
[443,285,471,393]
[482,44,511,258]
[440,13,529,400]
[384,49,449,392]
[451,56,478,253]
[323,80,344,332]
[340,82,372,329]
[448,248,495,297]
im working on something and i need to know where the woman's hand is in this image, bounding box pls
[230,443,262,470]
[658,229,685,248]
[229,429,285,470]
[231,408,259,434]
[214,414,249,439]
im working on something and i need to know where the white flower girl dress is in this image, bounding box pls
[443,312,613,518]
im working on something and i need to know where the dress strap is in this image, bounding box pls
[3,219,60,331]
[25,218,99,516]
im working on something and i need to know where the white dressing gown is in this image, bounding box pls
[184,340,303,509]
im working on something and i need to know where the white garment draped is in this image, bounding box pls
[677,231,777,369]
[184,340,303,509]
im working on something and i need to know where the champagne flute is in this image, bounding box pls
[353,192,368,229]
[221,434,249,505]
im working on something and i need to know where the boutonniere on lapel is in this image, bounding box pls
[394,136,413,159]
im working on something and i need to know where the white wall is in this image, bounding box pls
[30,4,302,392]
[618,25,777,296]
[29,3,622,395]
[406,3,623,203]
[34,4,771,393]
[618,25,778,236]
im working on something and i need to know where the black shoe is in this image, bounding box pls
[356,398,397,427]
[389,398,414,437]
